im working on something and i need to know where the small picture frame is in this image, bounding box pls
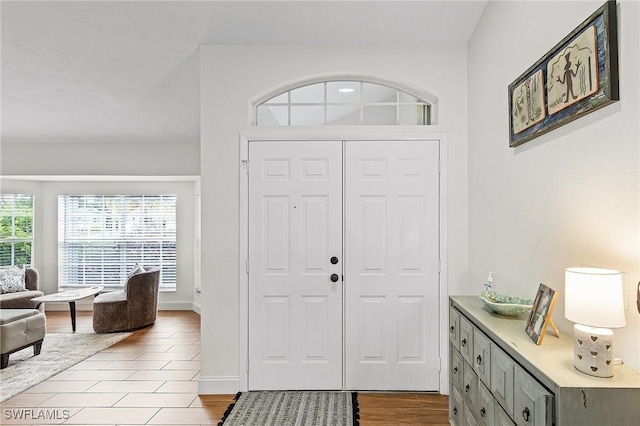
[525,284,559,345]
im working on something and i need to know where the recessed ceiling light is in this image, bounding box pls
[338,88,355,93]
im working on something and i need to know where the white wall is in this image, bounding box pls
[199,44,470,393]
[0,141,199,176]
[468,1,640,369]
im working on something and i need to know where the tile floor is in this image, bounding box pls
[1,310,449,425]
[1,310,231,425]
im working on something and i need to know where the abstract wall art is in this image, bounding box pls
[508,1,618,147]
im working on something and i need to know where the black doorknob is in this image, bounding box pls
[330,274,339,282]
[330,256,339,264]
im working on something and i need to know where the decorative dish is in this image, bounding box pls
[478,290,533,316]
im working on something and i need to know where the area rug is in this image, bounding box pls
[218,391,359,426]
[0,331,131,403]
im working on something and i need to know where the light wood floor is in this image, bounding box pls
[1,310,449,425]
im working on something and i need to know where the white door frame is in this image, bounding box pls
[239,128,449,393]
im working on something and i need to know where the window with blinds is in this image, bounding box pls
[58,195,177,290]
[0,194,34,267]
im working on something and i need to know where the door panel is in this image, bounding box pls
[398,297,424,360]
[360,296,386,360]
[248,141,343,390]
[345,140,440,390]
[362,197,387,270]
[263,196,290,272]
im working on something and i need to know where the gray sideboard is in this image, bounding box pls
[449,295,640,426]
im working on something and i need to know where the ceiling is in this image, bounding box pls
[1,1,487,145]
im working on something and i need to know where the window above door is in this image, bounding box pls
[256,80,433,126]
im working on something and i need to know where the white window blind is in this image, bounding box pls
[0,194,34,267]
[58,195,176,290]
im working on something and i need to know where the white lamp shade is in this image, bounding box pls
[565,267,626,328]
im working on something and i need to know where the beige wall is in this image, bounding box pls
[468,1,640,369]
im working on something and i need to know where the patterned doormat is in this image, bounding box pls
[218,391,359,426]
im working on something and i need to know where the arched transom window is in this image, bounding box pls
[256,81,432,126]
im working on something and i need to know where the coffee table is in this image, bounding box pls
[32,286,104,332]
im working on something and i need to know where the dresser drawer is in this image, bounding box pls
[459,315,474,365]
[473,327,491,387]
[475,380,495,426]
[450,308,461,350]
[514,366,553,426]
[463,403,479,426]
[495,402,516,426]
[462,360,478,409]
[490,344,515,417]
[450,384,465,426]
[451,347,464,391]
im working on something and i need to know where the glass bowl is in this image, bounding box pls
[478,290,533,316]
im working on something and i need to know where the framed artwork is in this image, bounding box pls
[508,0,618,147]
[525,284,559,345]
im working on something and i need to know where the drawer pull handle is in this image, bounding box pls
[453,366,458,375]
[480,407,486,418]
[465,384,470,393]
[461,338,467,347]
[476,355,482,365]
[522,407,530,422]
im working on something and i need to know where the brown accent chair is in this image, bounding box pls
[92,267,160,333]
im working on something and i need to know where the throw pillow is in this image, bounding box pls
[127,263,146,278]
[125,263,146,294]
[0,265,27,294]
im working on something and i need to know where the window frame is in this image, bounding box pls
[0,194,34,267]
[57,194,177,291]
[255,79,433,126]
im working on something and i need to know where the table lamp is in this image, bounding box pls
[565,267,625,377]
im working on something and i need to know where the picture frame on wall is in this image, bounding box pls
[525,284,559,345]
[508,0,618,147]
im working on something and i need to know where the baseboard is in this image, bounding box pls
[158,301,195,310]
[198,376,240,394]
[191,300,202,314]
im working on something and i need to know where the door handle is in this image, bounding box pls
[330,256,339,265]
[330,274,339,282]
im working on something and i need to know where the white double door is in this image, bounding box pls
[248,139,440,391]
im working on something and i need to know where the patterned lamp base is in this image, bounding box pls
[573,324,614,378]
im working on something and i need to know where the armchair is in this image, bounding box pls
[92,267,160,333]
